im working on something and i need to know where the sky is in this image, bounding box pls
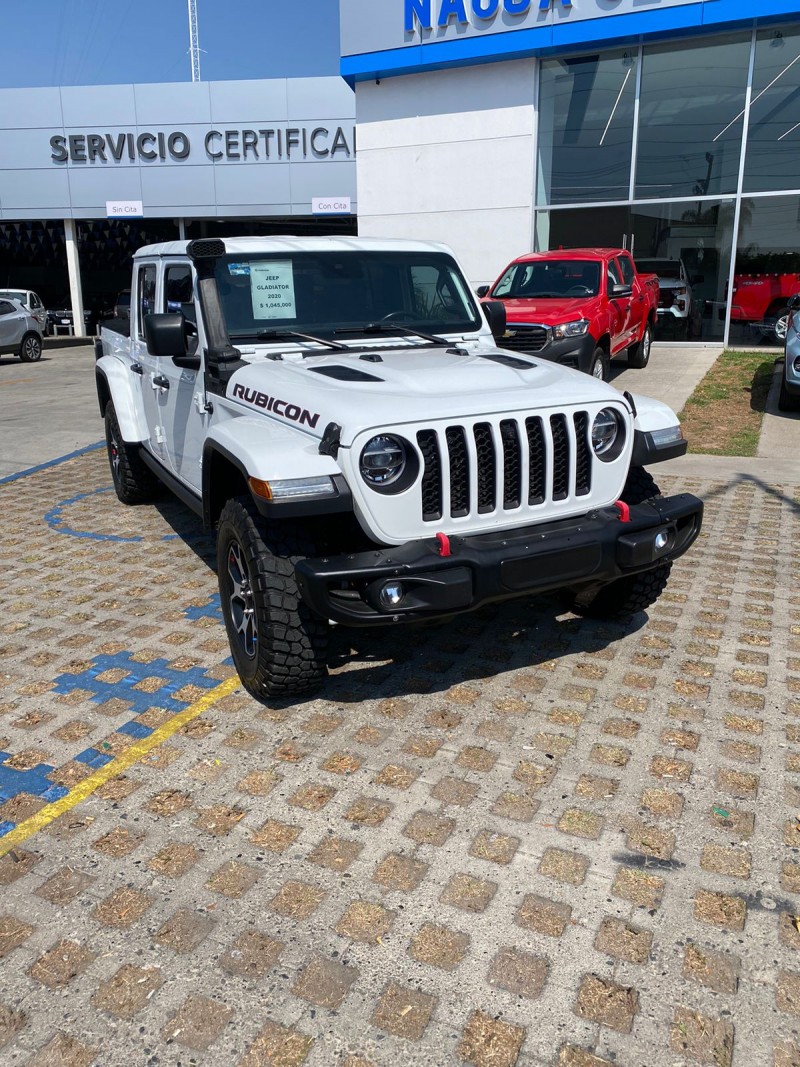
[0,0,342,88]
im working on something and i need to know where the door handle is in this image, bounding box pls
[152,374,170,390]
[130,362,143,375]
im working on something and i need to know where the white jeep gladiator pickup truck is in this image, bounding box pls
[96,237,702,700]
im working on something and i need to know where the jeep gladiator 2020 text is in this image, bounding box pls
[97,237,702,699]
[478,248,659,379]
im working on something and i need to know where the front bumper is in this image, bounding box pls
[530,332,596,373]
[295,492,703,626]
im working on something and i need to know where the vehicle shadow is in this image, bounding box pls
[0,356,51,367]
[151,493,650,704]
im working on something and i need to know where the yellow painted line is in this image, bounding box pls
[0,674,241,858]
[0,378,36,386]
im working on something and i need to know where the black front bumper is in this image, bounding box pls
[295,492,703,626]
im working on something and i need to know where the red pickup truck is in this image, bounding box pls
[730,272,800,342]
[478,248,659,380]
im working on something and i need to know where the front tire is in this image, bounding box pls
[567,466,671,619]
[19,333,42,362]
[217,498,329,700]
[104,401,160,504]
[627,323,652,369]
[588,347,609,381]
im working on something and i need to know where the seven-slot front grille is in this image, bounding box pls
[416,412,594,522]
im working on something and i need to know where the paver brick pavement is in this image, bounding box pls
[0,450,798,1063]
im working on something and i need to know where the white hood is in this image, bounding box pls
[223,340,633,446]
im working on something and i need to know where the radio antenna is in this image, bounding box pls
[188,0,201,82]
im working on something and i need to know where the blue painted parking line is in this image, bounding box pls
[184,593,223,621]
[44,486,179,543]
[0,440,105,485]
[0,649,228,837]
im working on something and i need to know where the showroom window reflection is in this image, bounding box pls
[537,50,637,205]
[744,27,800,193]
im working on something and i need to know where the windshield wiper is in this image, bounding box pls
[230,329,349,351]
[334,322,450,345]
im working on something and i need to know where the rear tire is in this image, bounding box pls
[217,497,329,700]
[627,323,652,369]
[18,333,42,362]
[104,401,160,504]
[566,466,672,619]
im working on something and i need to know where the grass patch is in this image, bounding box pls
[678,350,775,456]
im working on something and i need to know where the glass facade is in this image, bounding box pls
[535,24,800,347]
[538,49,637,205]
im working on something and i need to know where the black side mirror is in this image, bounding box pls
[789,293,800,311]
[611,283,633,299]
[482,299,507,342]
[476,285,490,298]
[144,313,188,357]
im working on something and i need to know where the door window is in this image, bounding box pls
[0,301,14,316]
[137,264,157,341]
[164,264,198,354]
[618,254,636,287]
[607,259,623,292]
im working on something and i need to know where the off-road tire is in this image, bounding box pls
[104,400,160,504]
[627,322,652,369]
[217,497,329,700]
[779,374,800,412]
[588,347,608,381]
[18,333,42,362]
[568,465,671,619]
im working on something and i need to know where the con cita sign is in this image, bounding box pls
[405,0,571,31]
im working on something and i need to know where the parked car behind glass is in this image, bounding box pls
[780,292,800,412]
[634,258,702,340]
[0,288,47,335]
[0,297,43,361]
[47,296,93,335]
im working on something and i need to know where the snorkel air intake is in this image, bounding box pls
[187,238,241,367]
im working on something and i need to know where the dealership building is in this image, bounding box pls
[0,77,356,335]
[340,0,800,345]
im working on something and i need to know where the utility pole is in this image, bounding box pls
[188,0,201,82]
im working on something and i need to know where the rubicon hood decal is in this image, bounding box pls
[230,383,320,428]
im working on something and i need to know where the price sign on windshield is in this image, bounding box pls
[250,261,297,320]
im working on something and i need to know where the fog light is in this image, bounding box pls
[379,582,405,609]
[654,530,670,551]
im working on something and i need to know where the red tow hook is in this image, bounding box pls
[435,532,452,557]
[614,500,631,523]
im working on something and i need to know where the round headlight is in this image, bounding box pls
[360,435,407,487]
[591,408,622,458]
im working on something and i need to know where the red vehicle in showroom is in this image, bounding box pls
[478,248,658,380]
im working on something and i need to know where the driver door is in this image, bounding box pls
[607,257,632,353]
[134,262,170,466]
[160,262,206,491]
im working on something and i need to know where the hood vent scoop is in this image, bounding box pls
[481,352,537,370]
[308,365,384,382]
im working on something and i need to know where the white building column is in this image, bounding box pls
[64,218,86,339]
[177,218,186,241]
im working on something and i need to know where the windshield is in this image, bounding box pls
[492,259,601,299]
[637,260,682,280]
[214,251,482,340]
[0,291,26,305]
